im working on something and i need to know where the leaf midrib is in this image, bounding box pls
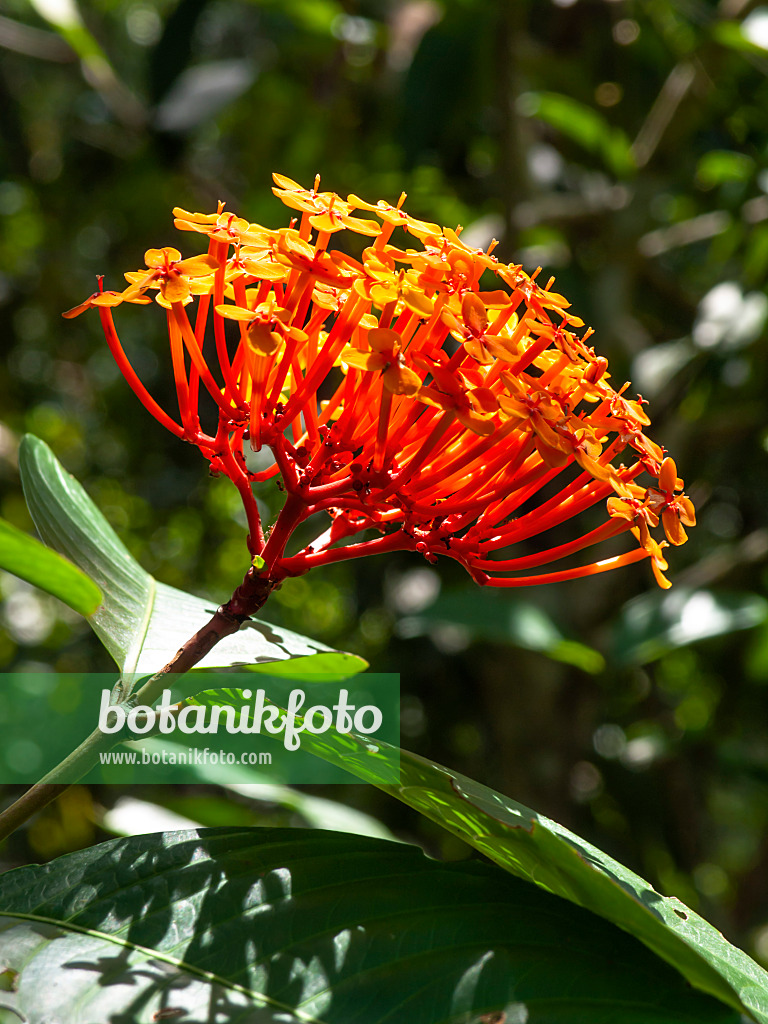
[121,571,156,678]
[0,910,327,1024]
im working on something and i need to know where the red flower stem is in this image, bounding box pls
[280,293,365,424]
[509,325,555,376]
[329,359,380,442]
[537,351,571,389]
[263,336,298,419]
[299,442,334,485]
[232,274,249,312]
[466,517,632,571]
[288,354,306,445]
[283,270,312,316]
[381,406,446,472]
[271,436,301,493]
[231,336,247,382]
[299,474,354,503]
[374,387,393,473]
[317,379,347,427]
[481,479,615,549]
[281,529,413,573]
[488,461,645,545]
[373,221,395,250]
[377,411,457,499]
[261,493,307,575]
[404,321,450,369]
[414,418,521,496]
[215,428,265,554]
[304,496,384,517]
[380,400,427,456]
[166,309,193,434]
[297,366,320,447]
[484,300,518,337]
[189,292,211,432]
[250,463,281,483]
[294,284,317,336]
[315,230,332,252]
[212,250,245,407]
[485,453,569,517]
[480,546,649,587]
[412,470,531,522]
[495,471,606,536]
[249,348,270,447]
[424,441,525,506]
[472,460,561,530]
[325,366,365,435]
[97,307,185,438]
[172,303,242,418]
[379,298,397,328]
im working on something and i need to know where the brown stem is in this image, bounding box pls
[0,570,278,844]
[0,784,69,842]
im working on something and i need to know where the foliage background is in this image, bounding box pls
[1,0,767,970]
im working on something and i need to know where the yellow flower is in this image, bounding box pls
[341,328,421,396]
[122,247,219,304]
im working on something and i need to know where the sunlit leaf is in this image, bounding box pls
[0,827,743,1023]
[269,727,768,1022]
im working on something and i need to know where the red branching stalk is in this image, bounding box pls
[65,173,696,614]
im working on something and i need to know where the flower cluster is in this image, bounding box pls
[66,173,694,593]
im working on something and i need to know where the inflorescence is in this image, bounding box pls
[65,173,695,596]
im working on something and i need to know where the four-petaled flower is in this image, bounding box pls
[123,247,220,304]
[342,328,421,396]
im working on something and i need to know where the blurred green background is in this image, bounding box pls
[1,0,768,966]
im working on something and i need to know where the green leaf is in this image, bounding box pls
[519,91,635,177]
[0,827,741,1023]
[379,752,768,1021]
[696,150,755,189]
[0,516,101,616]
[18,435,365,681]
[612,588,768,665]
[28,0,117,64]
[712,19,768,56]
[402,588,605,673]
[218,715,764,1020]
[170,685,768,1018]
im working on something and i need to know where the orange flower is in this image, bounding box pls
[122,247,220,304]
[341,328,421,396]
[65,172,694,591]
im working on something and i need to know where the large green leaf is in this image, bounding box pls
[0,827,740,1023]
[18,435,364,680]
[185,690,768,1019]
[372,750,768,1020]
[0,515,102,616]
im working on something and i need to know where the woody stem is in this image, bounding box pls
[0,570,279,844]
